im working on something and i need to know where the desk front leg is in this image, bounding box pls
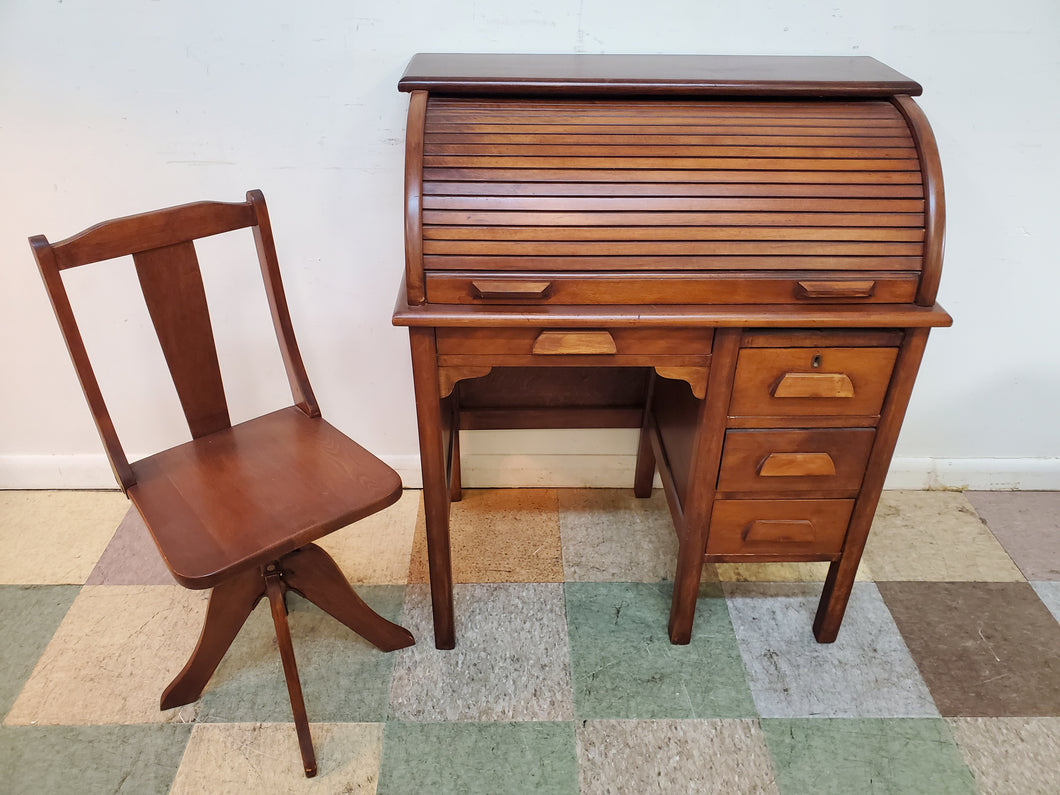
[409,328,456,649]
[668,329,741,644]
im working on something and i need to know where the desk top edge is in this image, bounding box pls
[398,54,923,97]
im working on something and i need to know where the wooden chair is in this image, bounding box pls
[30,189,415,777]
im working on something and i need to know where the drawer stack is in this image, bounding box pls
[707,330,899,560]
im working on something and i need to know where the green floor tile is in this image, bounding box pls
[0,724,192,795]
[0,585,79,716]
[196,585,406,723]
[565,582,756,719]
[378,721,577,794]
[761,718,977,794]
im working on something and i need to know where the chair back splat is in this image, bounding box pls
[30,189,414,778]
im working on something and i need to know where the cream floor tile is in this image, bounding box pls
[316,489,420,585]
[862,491,1025,581]
[947,717,1060,794]
[0,490,127,584]
[408,489,563,584]
[4,585,206,726]
[169,722,384,794]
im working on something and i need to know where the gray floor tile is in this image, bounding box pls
[388,583,573,721]
[724,582,938,718]
[1033,581,1060,623]
[558,489,677,582]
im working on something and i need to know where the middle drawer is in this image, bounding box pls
[717,428,875,495]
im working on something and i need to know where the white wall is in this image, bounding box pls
[2,0,1058,490]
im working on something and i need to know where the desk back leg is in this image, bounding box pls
[633,372,658,498]
[409,328,456,649]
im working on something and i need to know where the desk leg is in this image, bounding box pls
[633,372,657,498]
[668,329,741,644]
[813,328,930,642]
[409,328,456,649]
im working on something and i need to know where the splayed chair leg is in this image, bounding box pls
[281,544,415,651]
[264,567,317,778]
[160,567,265,710]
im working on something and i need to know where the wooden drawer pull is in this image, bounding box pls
[471,279,552,299]
[742,519,817,543]
[773,372,854,399]
[796,280,876,299]
[532,330,617,355]
[758,452,836,478]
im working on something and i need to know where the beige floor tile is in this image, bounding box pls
[4,585,206,725]
[408,489,563,584]
[862,491,1025,581]
[169,722,384,794]
[947,717,1060,794]
[578,719,779,794]
[0,490,127,584]
[713,560,873,583]
[316,490,420,585]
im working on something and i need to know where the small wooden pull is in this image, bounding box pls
[742,519,817,544]
[532,330,617,355]
[796,280,876,299]
[773,372,855,399]
[471,280,552,299]
[758,452,836,478]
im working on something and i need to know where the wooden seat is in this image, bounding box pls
[30,189,414,777]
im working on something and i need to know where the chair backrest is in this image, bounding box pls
[30,189,319,492]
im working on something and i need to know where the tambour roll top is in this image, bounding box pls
[399,54,945,311]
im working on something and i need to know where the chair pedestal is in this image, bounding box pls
[161,543,414,777]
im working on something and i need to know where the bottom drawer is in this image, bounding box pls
[705,499,854,557]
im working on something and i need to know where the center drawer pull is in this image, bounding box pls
[796,280,877,299]
[742,519,817,543]
[773,372,855,399]
[758,452,837,478]
[471,279,552,299]
[532,330,617,355]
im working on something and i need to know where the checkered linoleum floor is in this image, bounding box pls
[1,488,1059,793]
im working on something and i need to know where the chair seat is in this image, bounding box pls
[128,406,402,589]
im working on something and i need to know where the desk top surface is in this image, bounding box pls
[398,53,922,97]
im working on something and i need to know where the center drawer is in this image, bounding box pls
[717,428,875,495]
[435,327,713,360]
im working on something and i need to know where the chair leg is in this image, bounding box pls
[161,567,266,710]
[281,544,415,652]
[264,568,317,778]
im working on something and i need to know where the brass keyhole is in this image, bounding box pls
[811,354,822,368]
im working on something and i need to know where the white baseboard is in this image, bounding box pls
[2,452,1058,491]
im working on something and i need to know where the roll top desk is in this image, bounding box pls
[393,54,951,649]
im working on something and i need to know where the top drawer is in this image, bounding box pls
[409,96,928,306]
[730,346,898,418]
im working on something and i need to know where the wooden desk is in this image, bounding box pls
[393,53,951,649]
